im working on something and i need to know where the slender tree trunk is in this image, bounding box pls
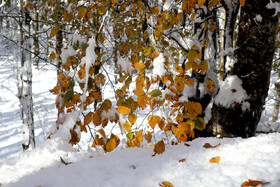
[19,2,35,150]
[210,0,278,137]
[33,0,39,67]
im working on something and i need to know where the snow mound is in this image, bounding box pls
[2,133,280,187]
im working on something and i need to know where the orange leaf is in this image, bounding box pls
[198,0,206,7]
[179,158,186,163]
[175,76,185,92]
[241,179,263,187]
[153,52,160,59]
[175,64,183,74]
[84,112,93,125]
[133,88,145,96]
[145,131,152,143]
[206,78,215,93]
[134,62,146,70]
[117,106,131,114]
[49,51,56,61]
[50,27,60,38]
[136,129,143,142]
[159,181,173,187]
[154,140,165,155]
[239,0,245,7]
[210,156,220,163]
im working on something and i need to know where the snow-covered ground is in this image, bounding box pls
[1,36,280,186]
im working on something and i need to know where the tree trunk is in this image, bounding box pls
[33,0,39,67]
[19,2,35,150]
[210,0,278,137]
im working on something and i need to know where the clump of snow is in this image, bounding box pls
[255,14,262,22]
[214,75,249,110]
[204,101,213,124]
[72,33,87,44]
[266,0,280,16]
[179,82,196,102]
[152,53,166,79]
[117,57,132,74]
[51,111,80,142]
[163,0,173,11]
[61,46,76,65]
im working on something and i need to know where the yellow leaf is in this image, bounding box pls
[175,76,185,92]
[117,106,131,114]
[148,115,161,128]
[198,0,206,7]
[136,129,143,142]
[133,88,145,96]
[239,0,245,6]
[123,121,131,132]
[154,140,165,155]
[128,114,137,125]
[175,64,183,74]
[144,47,152,56]
[106,138,116,152]
[151,6,159,14]
[97,6,106,15]
[206,78,215,93]
[50,27,60,38]
[183,78,194,86]
[210,156,220,163]
[159,181,173,187]
[134,62,146,70]
[198,61,208,74]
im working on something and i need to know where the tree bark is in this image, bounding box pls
[210,0,278,137]
[19,2,35,150]
[33,0,39,67]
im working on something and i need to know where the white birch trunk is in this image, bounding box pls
[19,1,35,151]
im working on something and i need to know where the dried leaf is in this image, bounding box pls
[136,129,143,142]
[203,143,221,148]
[50,27,60,38]
[241,179,264,187]
[179,158,186,163]
[154,140,165,155]
[60,156,72,165]
[134,62,146,70]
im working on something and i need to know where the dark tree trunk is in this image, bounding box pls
[209,0,278,137]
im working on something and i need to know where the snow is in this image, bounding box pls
[255,14,263,22]
[214,75,249,110]
[61,46,75,65]
[266,0,280,16]
[2,133,280,187]
[152,53,166,79]
[117,57,132,74]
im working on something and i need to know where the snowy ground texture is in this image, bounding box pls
[1,133,280,187]
[1,37,280,186]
